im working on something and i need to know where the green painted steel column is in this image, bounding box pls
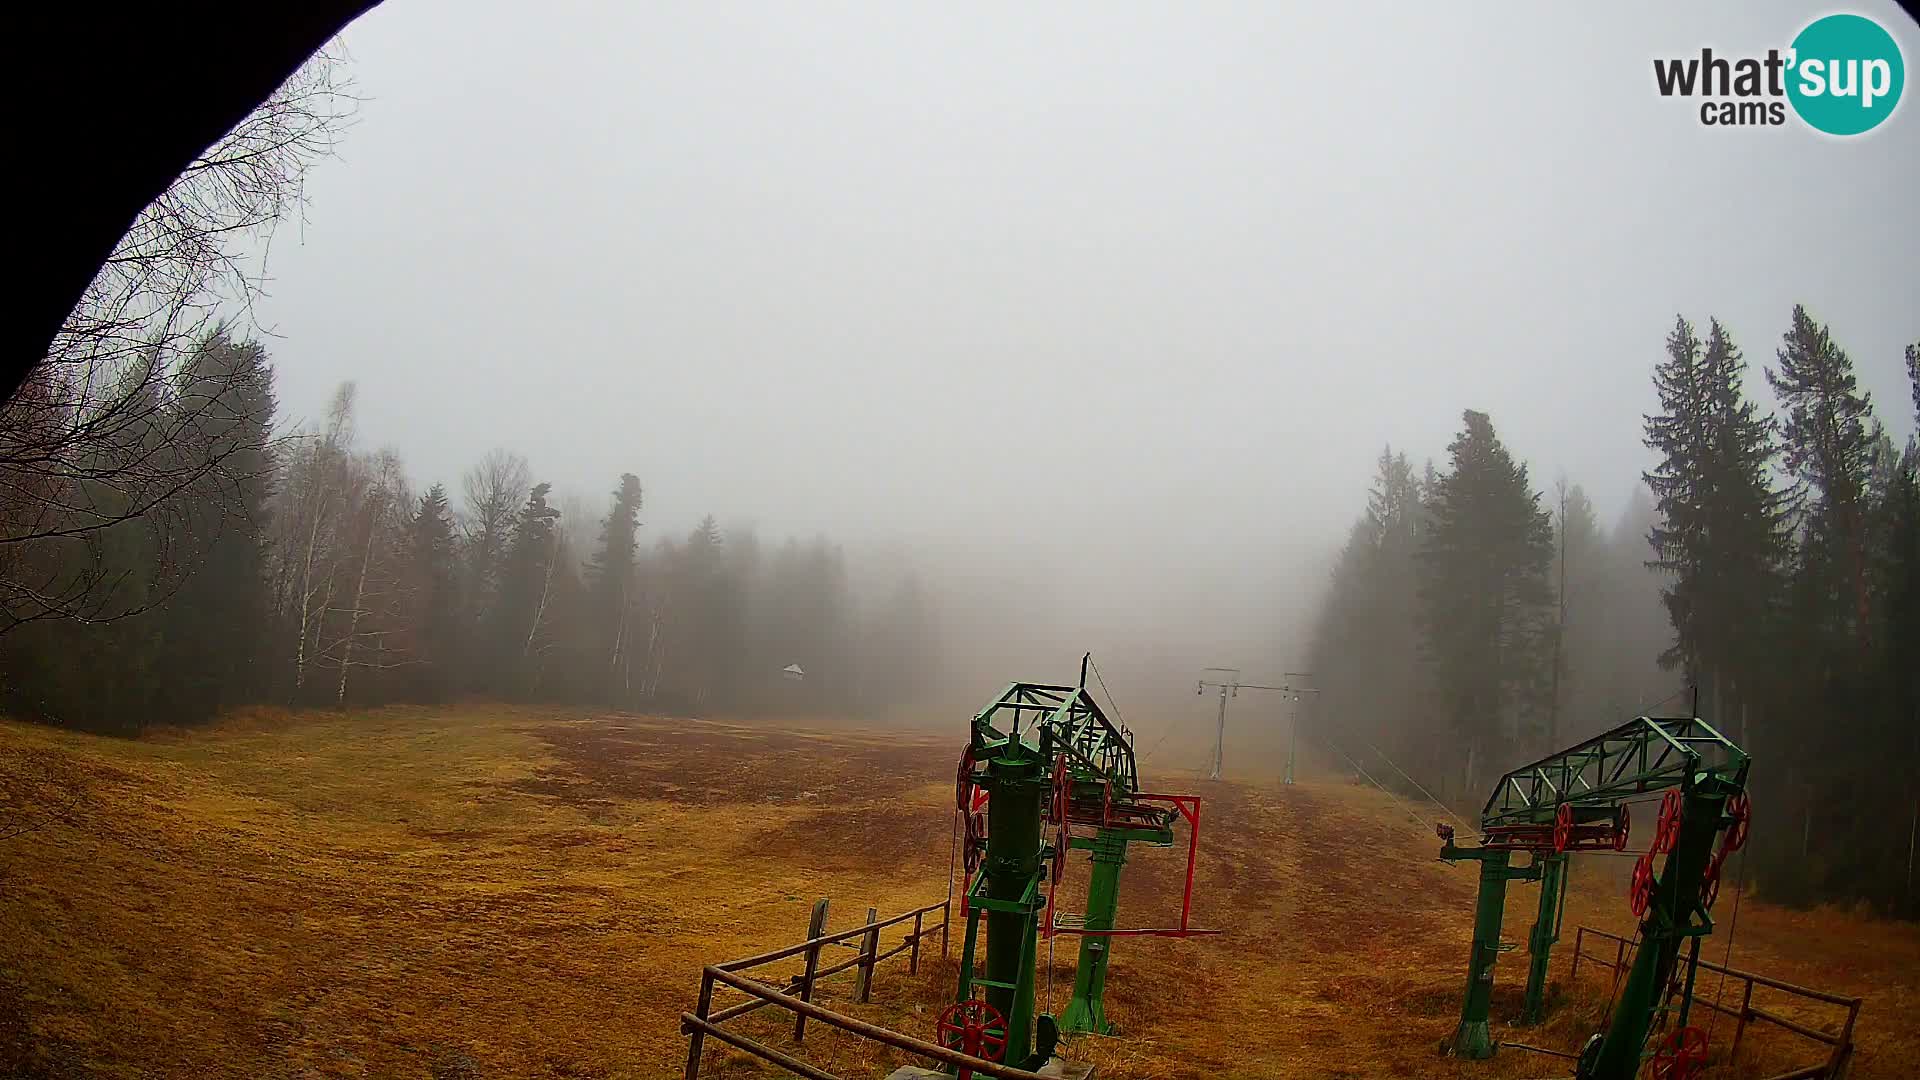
[1060,830,1128,1034]
[1583,786,1726,1080]
[1452,848,1512,1059]
[983,746,1046,1066]
[1520,853,1566,1025]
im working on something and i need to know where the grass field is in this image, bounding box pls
[1,706,1915,1079]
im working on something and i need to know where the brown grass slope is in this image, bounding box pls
[0,707,1913,1079]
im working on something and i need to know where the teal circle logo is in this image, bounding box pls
[1786,14,1905,135]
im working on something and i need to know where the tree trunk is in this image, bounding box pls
[336,497,380,707]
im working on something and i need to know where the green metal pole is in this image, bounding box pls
[1521,853,1566,1025]
[1582,786,1727,1080]
[983,746,1045,1066]
[1453,848,1512,1059]
[1059,830,1128,1034]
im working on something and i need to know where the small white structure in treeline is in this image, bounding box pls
[781,663,806,682]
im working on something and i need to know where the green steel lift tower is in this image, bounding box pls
[1437,714,1750,1080]
[947,663,1215,1070]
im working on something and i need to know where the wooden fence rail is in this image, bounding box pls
[685,896,984,1080]
[1569,926,1862,1080]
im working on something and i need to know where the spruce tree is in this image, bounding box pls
[1416,410,1556,788]
[408,483,460,699]
[491,482,561,693]
[1642,317,1789,714]
[152,329,277,723]
[1767,305,1878,647]
[584,473,643,702]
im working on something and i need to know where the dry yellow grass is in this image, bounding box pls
[0,707,1913,1079]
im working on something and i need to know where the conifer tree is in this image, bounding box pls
[407,483,460,699]
[491,482,561,693]
[1642,317,1789,715]
[584,473,643,702]
[151,330,277,722]
[1767,305,1878,648]
[1417,410,1556,788]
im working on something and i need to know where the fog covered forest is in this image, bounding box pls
[2,37,1916,923]
[1307,318,1919,915]
[0,348,939,726]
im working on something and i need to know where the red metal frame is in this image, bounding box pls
[959,785,990,918]
[1047,792,1222,939]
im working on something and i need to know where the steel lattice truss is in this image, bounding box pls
[972,682,1141,798]
[1479,715,1750,832]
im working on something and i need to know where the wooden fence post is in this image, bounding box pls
[1570,927,1583,983]
[855,907,880,1003]
[1731,978,1754,1063]
[683,969,714,1080]
[910,909,924,975]
[1829,997,1861,1078]
[941,897,950,959]
[793,898,830,1042]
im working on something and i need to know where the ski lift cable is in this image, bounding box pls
[1308,731,1436,836]
[1357,736,1474,833]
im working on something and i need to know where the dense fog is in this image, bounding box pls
[3,2,1916,913]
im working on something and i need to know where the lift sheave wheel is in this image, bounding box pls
[1700,850,1724,911]
[1552,802,1574,853]
[1653,789,1684,855]
[937,998,1008,1080]
[1613,803,1631,852]
[956,747,977,813]
[1629,850,1657,917]
[1723,792,1751,852]
[1649,1025,1709,1080]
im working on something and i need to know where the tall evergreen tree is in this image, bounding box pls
[1642,316,1790,716]
[1416,410,1556,790]
[407,483,460,700]
[584,473,643,703]
[1548,480,1605,744]
[151,330,278,723]
[491,481,562,693]
[1768,305,1879,647]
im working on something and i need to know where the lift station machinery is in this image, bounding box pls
[1438,714,1750,1080]
[942,659,1216,1072]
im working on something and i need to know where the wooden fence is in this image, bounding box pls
[1569,926,1862,1080]
[681,896,1049,1080]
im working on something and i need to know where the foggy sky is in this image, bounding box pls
[244,2,1918,751]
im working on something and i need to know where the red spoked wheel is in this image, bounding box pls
[936,998,1007,1079]
[956,747,977,813]
[963,809,987,875]
[1629,850,1657,917]
[1649,1025,1709,1080]
[1723,792,1751,853]
[1653,790,1684,855]
[1553,802,1574,853]
[1613,803,1632,852]
[1699,850,1724,911]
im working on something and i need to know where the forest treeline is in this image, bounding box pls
[0,335,939,729]
[1307,307,1919,915]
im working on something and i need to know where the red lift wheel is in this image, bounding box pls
[1629,850,1657,917]
[956,747,977,813]
[1553,802,1574,853]
[1613,803,1632,852]
[1650,1025,1709,1080]
[1700,850,1724,911]
[936,998,1007,1076]
[1723,792,1751,853]
[1654,790,1684,854]
[963,809,987,875]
